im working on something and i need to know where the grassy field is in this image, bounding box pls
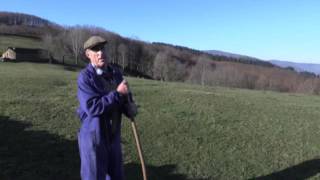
[0,35,43,53]
[1,62,320,179]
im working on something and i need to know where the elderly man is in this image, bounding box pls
[76,35,136,180]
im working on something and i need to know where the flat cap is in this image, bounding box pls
[83,36,107,50]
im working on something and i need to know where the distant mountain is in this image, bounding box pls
[205,50,275,67]
[207,49,320,75]
[270,60,320,75]
[205,50,258,60]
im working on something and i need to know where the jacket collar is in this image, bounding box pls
[86,63,114,79]
[86,63,96,75]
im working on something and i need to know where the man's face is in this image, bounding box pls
[86,44,107,68]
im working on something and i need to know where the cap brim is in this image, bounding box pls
[85,41,108,50]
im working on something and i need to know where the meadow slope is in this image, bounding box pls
[1,62,320,179]
[0,35,43,53]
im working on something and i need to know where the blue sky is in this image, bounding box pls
[2,0,320,63]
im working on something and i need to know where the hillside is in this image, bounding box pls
[1,62,320,179]
[0,11,62,37]
[1,11,320,95]
[0,35,43,53]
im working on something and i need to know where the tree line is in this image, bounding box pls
[1,11,320,94]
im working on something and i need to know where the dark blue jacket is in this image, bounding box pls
[76,63,126,180]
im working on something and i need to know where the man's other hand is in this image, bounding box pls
[117,80,129,95]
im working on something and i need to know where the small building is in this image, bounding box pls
[1,47,49,62]
[1,48,16,61]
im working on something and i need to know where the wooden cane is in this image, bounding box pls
[130,118,147,180]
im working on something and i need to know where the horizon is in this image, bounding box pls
[1,0,320,64]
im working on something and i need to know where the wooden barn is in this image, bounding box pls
[1,47,49,62]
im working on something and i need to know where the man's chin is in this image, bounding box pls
[97,62,105,68]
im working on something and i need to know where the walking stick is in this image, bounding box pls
[130,118,148,180]
[123,79,147,180]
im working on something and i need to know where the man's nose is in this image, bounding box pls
[97,50,104,56]
[97,51,106,58]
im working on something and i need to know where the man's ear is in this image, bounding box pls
[85,49,90,58]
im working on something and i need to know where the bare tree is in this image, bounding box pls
[68,26,89,65]
[189,55,213,86]
[42,33,54,63]
[118,43,128,71]
[153,52,169,81]
[105,37,117,64]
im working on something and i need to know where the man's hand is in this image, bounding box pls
[117,80,129,95]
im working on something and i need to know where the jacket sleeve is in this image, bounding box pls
[77,72,121,117]
[122,92,138,119]
[111,67,138,119]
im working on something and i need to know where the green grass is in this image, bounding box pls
[0,35,43,53]
[1,62,320,179]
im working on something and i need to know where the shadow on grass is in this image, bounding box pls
[0,116,204,180]
[125,163,208,180]
[251,159,320,180]
[0,115,80,180]
[63,66,78,72]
